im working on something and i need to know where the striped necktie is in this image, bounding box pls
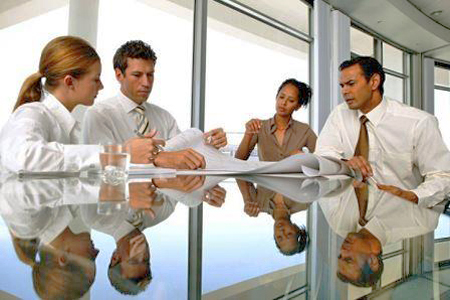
[134,105,150,136]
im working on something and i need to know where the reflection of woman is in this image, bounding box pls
[236,180,308,256]
[0,36,160,172]
[235,79,317,161]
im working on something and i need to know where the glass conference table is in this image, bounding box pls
[0,171,449,300]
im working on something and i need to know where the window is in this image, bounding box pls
[0,5,69,129]
[96,0,194,131]
[350,25,410,103]
[205,0,310,150]
[350,27,374,57]
[382,43,408,103]
[434,65,450,149]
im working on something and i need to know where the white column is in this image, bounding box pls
[68,0,100,123]
[312,0,332,134]
[331,10,350,109]
[422,57,435,114]
[68,0,99,46]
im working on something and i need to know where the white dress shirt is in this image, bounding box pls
[82,91,181,144]
[318,185,440,246]
[315,97,450,206]
[0,92,101,172]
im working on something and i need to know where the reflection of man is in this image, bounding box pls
[82,40,227,169]
[337,228,383,287]
[236,180,308,255]
[318,181,440,287]
[315,56,450,205]
[108,229,151,295]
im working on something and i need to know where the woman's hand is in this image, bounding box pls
[245,119,262,135]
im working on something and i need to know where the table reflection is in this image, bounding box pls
[0,173,448,299]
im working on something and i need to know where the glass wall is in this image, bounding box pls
[205,0,311,151]
[350,26,410,103]
[96,0,194,131]
[0,3,69,129]
[382,42,409,103]
[434,65,450,150]
[350,27,374,57]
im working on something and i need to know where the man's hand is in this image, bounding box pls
[154,148,206,170]
[203,185,226,207]
[245,119,262,135]
[129,182,157,209]
[344,156,373,180]
[204,128,227,149]
[377,184,419,203]
[153,175,205,192]
[124,129,165,164]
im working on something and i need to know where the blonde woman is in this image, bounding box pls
[0,36,162,172]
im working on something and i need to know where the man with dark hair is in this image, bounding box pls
[315,56,450,206]
[83,40,227,169]
[336,230,383,288]
[108,229,151,295]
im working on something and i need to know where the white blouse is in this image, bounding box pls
[0,92,101,172]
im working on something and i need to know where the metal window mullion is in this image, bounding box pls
[374,38,382,62]
[188,0,207,299]
[434,85,450,92]
[384,68,407,79]
[212,0,312,43]
[405,52,412,105]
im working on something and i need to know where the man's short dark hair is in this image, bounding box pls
[339,56,385,95]
[113,40,157,74]
[337,254,384,288]
[108,262,152,295]
[277,78,312,107]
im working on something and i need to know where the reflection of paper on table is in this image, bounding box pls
[158,176,228,207]
[133,128,352,177]
[237,175,353,203]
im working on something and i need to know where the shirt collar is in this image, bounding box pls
[42,92,77,135]
[357,97,388,127]
[117,90,141,114]
[269,114,293,134]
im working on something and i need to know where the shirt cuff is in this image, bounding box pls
[410,188,443,208]
[64,145,103,172]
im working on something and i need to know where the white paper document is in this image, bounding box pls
[130,128,352,177]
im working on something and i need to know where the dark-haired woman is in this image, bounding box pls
[235,78,317,161]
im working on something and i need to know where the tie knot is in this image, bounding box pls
[360,115,369,125]
[135,105,145,115]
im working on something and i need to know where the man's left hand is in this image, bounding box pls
[204,128,227,149]
[377,184,418,203]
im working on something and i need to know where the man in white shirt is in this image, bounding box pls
[318,182,440,287]
[82,40,227,169]
[315,56,450,206]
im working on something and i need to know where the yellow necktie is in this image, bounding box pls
[354,115,369,226]
[354,115,369,159]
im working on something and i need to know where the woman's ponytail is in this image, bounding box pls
[14,72,44,111]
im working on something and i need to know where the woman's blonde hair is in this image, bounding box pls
[14,35,100,111]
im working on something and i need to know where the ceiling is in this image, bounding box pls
[0,0,29,12]
[327,0,450,61]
